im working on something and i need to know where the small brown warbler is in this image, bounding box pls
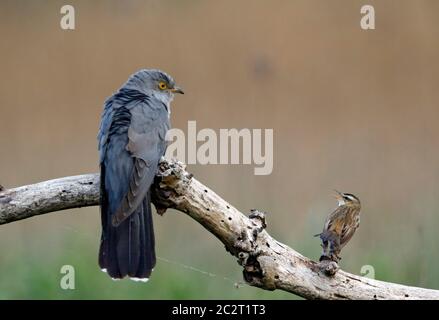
[316,190,361,262]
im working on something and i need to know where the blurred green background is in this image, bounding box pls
[1,0,439,299]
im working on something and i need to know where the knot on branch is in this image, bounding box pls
[233,209,275,290]
[249,209,267,229]
[157,158,193,184]
[316,259,340,277]
[152,158,193,215]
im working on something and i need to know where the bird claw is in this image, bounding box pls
[329,253,342,262]
[156,207,167,216]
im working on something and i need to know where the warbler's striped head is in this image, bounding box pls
[333,190,361,207]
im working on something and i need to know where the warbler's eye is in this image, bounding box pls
[158,81,167,90]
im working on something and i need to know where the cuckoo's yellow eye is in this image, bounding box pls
[158,82,167,90]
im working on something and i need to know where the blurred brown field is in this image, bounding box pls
[0,0,438,298]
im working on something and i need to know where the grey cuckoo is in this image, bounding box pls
[97,69,183,281]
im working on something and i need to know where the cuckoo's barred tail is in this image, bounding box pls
[99,168,155,280]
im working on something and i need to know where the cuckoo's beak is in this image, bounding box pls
[171,86,184,94]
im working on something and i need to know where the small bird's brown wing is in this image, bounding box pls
[339,211,360,249]
[323,206,347,236]
[339,224,356,249]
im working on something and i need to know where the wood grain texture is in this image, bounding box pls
[1,159,438,300]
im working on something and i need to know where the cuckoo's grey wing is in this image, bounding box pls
[101,91,167,222]
[111,108,169,227]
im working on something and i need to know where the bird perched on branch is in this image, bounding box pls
[316,191,361,262]
[97,69,183,281]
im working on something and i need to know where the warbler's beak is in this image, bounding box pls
[171,86,184,94]
[333,189,343,199]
